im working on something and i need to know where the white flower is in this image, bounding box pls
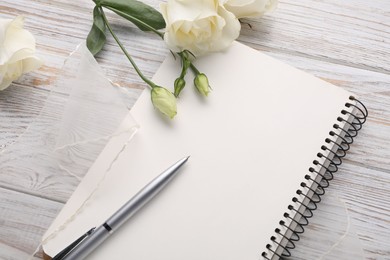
[161,0,240,56]
[0,16,42,90]
[221,0,278,18]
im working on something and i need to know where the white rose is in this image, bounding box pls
[161,0,240,56]
[0,16,42,90]
[221,0,278,18]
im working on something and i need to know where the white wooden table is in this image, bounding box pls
[1,0,389,259]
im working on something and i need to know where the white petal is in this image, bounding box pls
[0,16,36,65]
[21,56,43,74]
[8,48,35,63]
[224,0,275,18]
[0,77,12,90]
[161,0,242,56]
[0,61,21,90]
[210,6,240,52]
[164,0,219,23]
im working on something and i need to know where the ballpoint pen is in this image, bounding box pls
[52,156,190,260]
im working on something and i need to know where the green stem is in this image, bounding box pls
[100,7,156,89]
[105,6,164,39]
[178,53,189,78]
[190,63,200,75]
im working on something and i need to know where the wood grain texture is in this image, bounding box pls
[0,0,389,259]
[0,187,62,259]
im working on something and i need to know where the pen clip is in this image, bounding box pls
[52,227,96,260]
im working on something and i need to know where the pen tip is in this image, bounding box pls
[182,156,190,163]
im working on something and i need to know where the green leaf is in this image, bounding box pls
[87,6,106,56]
[94,0,165,31]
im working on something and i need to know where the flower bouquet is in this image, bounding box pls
[86,0,277,118]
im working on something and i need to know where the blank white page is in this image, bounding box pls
[43,42,352,259]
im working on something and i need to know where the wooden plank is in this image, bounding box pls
[1,0,389,87]
[240,0,390,73]
[0,0,389,259]
[292,163,390,259]
[0,84,50,149]
[0,187,63,259]
[330,163,390,259]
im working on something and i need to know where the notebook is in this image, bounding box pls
[42,41,367,259]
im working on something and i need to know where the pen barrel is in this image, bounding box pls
[62,225,111,259]
[105,157,187,231]
[55,157,188,260]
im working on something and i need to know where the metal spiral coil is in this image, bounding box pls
[261,96,367,259]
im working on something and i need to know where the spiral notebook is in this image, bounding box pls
[42,41,367,259]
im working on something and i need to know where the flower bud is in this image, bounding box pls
[174,77,186,97]
[151,86,177,119]
[194,73,210,97]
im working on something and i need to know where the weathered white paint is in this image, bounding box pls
[0,0,389,259]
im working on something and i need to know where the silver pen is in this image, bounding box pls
[52,156,190,260]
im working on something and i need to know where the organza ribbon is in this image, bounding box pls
[0,43,139,259]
